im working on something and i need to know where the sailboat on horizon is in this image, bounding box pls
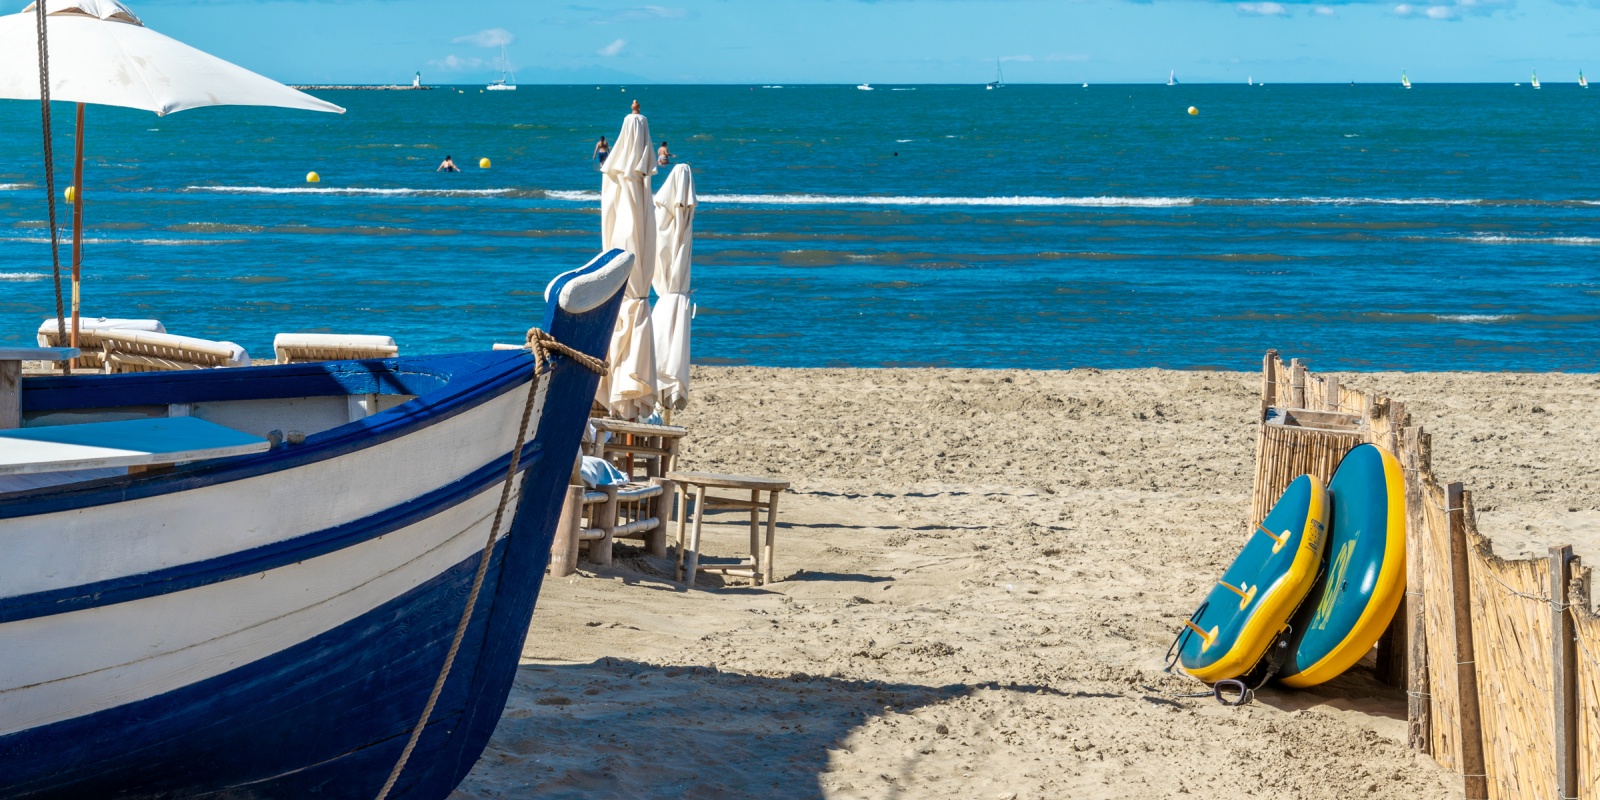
[1401,70,1411,89]
[1531,70,1541,89]
[1167,69,1178,86]
[1582,70,1589,89]
[987,59,1005,90]
[487,43,516,91]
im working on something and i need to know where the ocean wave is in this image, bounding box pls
[1212,196,1484,207]
[183,186,516,197]
[1436,314,1511,323]
[697,193,1198,207]
[1443,235,1600,245]
[0,236,237,246]
[545,190,603,202]
[0,183,28,191]
[0,271,48,281]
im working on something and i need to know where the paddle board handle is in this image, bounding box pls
[1182,619,1219,651]
[1255,523,1290,552]
[1218,580,1258,609]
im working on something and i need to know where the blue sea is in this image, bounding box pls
[2,84,1598,371]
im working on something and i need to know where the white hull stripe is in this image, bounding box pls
[0,376,549,598]
[0,479,517,738]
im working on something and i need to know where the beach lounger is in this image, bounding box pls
[273,333,398,364]
[550,477,674,574]
[35,317,165,372]
[98,329,250,373]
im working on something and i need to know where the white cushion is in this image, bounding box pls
[36,317,163,346]
[273,333,396,350]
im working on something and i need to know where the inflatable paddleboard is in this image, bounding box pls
[1280,444,1407,688]
[1178,474,1329,683]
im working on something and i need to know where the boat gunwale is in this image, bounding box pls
[0,349,538,519]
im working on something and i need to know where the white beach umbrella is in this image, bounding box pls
[594,109,658,419]
[0,0,342,358]
[650,163,695,413]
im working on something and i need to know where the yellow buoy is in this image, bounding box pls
[306,171,321,183]
[479,157,491,169]
[1188,106,1199,116]
[64,186,77,204]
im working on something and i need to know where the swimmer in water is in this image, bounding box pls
[657,141,672,167]
[593,136,610,165]
[437,155,460,173]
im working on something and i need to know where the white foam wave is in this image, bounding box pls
[1436,314,1510,323]
[0,183,27,191]
[1451,235,1600,245]
[695,193,1197,208]
[183,185,515,197]
[0,271,48,281]
[545,190,602,202]
[0,237,233,246]
[1246,196,1482,207]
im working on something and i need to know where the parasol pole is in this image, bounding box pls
[69,101,84,370]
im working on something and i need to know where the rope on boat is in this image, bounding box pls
[33,1,68,369]
[374,329,606,800]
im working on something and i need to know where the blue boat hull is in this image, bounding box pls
[0,250,635,799]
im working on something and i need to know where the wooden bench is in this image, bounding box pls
[0,416,271,476]
[588,418,687,481]
[549,477,675,576]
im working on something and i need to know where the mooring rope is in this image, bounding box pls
[373,329,606,800]
[33,1,67,364]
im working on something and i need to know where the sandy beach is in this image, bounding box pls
[451,365,1599,799]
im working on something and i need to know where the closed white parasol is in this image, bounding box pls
[0,0,342,366]
[594,106,658,419]
[650,163,696,413]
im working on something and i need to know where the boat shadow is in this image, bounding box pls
[453,659,1047,799]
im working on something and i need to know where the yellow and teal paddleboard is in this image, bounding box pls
[1280,443,1407,688]
[1178,474,1329,683]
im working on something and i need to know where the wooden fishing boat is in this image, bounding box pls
[0,249,633,799]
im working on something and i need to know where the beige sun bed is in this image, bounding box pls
[273,333,398,364]
[36,317,165,372]
[98,329,250,373]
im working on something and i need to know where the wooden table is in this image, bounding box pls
[0,347,79,430]
[666,471,790,589]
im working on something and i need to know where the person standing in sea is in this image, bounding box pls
[593,136,609,167]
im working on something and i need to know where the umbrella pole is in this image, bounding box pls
[69,102,85,370]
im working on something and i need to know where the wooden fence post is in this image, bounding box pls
[1400,427,1429,747]
[1550,544,1578,800]
[1261,349,1277,419]
[1289,358,1306,408]
[1449,484,1488,800]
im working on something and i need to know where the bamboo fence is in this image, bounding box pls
[1250,350,1595,800]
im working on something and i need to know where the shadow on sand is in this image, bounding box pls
[453,658,1060,800]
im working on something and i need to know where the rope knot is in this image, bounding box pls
[524,327,608,377]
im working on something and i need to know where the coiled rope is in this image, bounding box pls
[374,329,606,800]
[33,1,68,361]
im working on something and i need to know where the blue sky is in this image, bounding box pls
[4,0,1597,84]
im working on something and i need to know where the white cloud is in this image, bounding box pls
[1238,2,1289,14]
[427,55,486,71]
[611,5,687,21]
[598,38,628,57]
[1313,5,1337,13]
[999,54,1034,62]
[1425,4,1457,15]
[452,28,515,48]
[1046,53,1091,62]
